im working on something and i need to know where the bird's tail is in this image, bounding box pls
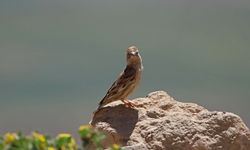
[92,96,107,117]
[92,103,103,115]
[96,105,102,112]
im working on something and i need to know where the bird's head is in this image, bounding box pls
[126,46,142,67]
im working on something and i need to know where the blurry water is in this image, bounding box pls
[0,0,250,137]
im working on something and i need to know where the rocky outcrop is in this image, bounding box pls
[90,91,250,150]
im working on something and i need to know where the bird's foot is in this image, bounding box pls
[122,99,137,108]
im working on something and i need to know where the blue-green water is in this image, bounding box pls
[0,0,250,137]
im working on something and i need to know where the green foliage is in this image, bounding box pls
[78,125,105,149]
[0,137,4,150]
[0,125,121,150]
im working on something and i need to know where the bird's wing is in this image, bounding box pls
[98,66,136,107]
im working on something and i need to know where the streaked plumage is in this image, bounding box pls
[97,46,143,110]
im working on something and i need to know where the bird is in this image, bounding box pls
[97,46,143,110]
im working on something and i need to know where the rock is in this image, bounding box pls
[90,91,250,150]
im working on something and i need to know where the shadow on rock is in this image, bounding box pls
[90,104,138,146]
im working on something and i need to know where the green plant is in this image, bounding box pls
[0,125,121,150]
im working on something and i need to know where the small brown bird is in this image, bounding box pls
[97,46,143,110]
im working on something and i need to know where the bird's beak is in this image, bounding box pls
[131,51,136,55]
[130,51,138,55]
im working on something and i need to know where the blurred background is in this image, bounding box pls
[0,0,249,138]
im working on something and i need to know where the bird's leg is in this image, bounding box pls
[122,99,137,108]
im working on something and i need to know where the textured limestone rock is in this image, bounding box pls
[90,91,250,150]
